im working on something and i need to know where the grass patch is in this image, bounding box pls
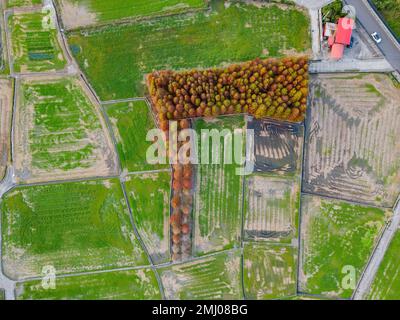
[243,243,297,299]
[57,0,207,29]
[372,0,400,38]
[158,250,243,299]
[193,115,245,255]
[16,268,161,300]
[67,1,310,100]
[365,83,382,97]
[125,172,171,264]
[9,11,66,73]
[1,179,149,279]
[7,0,41,8]
[104,100,168,172]
[300,195,388,299]
[243,175,300,243]
[367,230,400,300]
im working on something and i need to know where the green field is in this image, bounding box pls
[244,175,300,243]
[158,250,243,299]
[16,77,116,182]
[1,179,149,279]
[0,289,4,300]
[243,243,297,300]
[7,0,42,8]
[372,0,400,38]
[67,1,310,100]
[105,101,167,172]
[57,0,207,29]
[367,230,400,300]
[125,172,171,264]
[9,11,66,73]
[16,268,161,300]
[300,195,388,299]
[193,115,245,255]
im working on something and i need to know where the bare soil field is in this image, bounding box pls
[303,73,400,208]
[158,250,243,300]
[244,175,300,242]
[248,118,304,175]
[13,75,118,183]
[0,78,13,180]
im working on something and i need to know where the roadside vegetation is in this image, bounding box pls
[321,0,345,23]
[372,0,400,38]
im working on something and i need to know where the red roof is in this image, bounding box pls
[331,43,345,59]
[335,18,354,45]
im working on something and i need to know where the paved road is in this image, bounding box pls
[310,57,393,73]
[294,0,334,9]
[353,200,400,299]
[345,0,400,72]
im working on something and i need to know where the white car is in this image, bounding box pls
[371,32,382,44]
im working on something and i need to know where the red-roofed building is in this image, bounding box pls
[335,17,355,45]
[331,43,345,60]
[324,17,355,60]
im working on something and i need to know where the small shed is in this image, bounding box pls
[331,43,345,60]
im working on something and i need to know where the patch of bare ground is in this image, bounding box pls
[244,175,299,242]
[0,78,13,181]
[248,119,304,175]
[57,0,97,30]
[304,73,400,207]
[13,75,118,184]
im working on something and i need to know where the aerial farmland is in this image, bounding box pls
[0,0,400,304]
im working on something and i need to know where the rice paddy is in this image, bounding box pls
[300,194,389,299]
[104,100,168,173]
[16,268,161,300]
[1,179,149,280]
[125,172,172,264]
[56,0,207,29]
[14,76,117,183]
[243,242,297,300]
[8,11,66,73]
[193,115,245,255]
[67,1,310,100]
